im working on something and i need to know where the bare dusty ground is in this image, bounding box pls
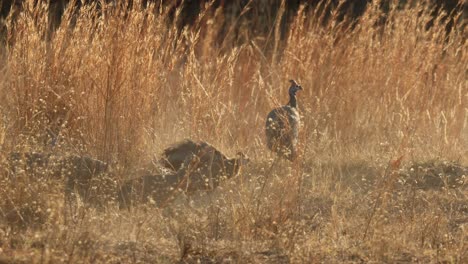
[0,156,466,263]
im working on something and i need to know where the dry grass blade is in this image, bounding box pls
[0,0,466,263]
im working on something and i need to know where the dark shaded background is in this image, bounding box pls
[1,0,466,46]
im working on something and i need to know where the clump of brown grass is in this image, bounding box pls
[0,0,466,262]
[0,171,58,230]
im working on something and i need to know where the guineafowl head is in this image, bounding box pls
[287,80,303,108]
[234,152,250,166]
[289,80,303,96]
[224,152,250,178]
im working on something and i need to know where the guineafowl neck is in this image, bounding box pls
[288,94,297,108]
[227,159,240,178]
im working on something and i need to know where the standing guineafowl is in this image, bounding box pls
[265,80,303,160]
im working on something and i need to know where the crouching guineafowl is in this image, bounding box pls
[159,139,210,171]
[118,139,249,209]
[160,139,249,179]
[62,155,112,207]
[265,80,303,161]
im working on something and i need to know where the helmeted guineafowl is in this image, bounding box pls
[62,155,111,207]
[159,139,210,171]
[120,142,249,209]
[160,139,249,175]
[265,80,303,160]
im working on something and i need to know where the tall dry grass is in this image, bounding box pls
[0,0,466,263]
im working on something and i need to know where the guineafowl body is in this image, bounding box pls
[265,80,303,160]
[160,139,211,171]
[160,139,249,178]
